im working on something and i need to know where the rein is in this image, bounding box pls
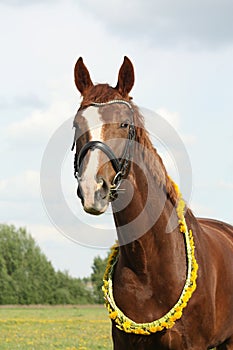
[72,100,135,196]
[102,181,199,335]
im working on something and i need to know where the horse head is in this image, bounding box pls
[72,57,135,215]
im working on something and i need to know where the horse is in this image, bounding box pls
[72,56,233,349]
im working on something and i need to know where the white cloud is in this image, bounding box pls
[6,99,75,147]
[190,201,217,218]
[0,0,56,5]
[218,180,233,190]
[156,107,180,130]
[0,94,46,110]
[154,107,196,148]
[79,0,233,49]
[0,170,40,201]
[25,223,65,243]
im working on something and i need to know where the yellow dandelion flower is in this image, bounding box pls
[122,321,132,330]
[109,311,118,320]
[149,326,158,333]
[134,328,150,335]
[149,325,163,333]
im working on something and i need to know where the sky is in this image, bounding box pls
[0,0,233,278]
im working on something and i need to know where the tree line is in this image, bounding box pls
[0,224,107,305]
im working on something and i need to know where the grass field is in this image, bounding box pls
[0,305,112,350]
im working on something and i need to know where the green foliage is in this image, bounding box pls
[0,224,93,305]
[91,255,108,303]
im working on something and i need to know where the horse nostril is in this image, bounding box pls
[102,179,109,197]
[96,177,109,199]
[96,177,104,187]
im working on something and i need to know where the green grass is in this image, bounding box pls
[0,306,217,349]
[0,305,112,350]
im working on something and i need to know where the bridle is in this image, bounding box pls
[72,100,136,199]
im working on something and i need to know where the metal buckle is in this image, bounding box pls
[111,171,122,189]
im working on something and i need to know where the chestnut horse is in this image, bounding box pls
[72,57,233,349]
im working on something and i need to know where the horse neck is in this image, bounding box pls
[111,147,186,283]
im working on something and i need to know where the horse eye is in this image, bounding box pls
[120,121,129,129]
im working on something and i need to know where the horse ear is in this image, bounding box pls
[115,56,134,97]
[74,57,93,95]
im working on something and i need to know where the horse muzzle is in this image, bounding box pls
[77,176,110,215]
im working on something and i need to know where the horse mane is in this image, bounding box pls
[80,84,178,205]
[131,103,178,205]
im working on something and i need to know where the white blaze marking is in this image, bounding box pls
[81,107,104,205]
